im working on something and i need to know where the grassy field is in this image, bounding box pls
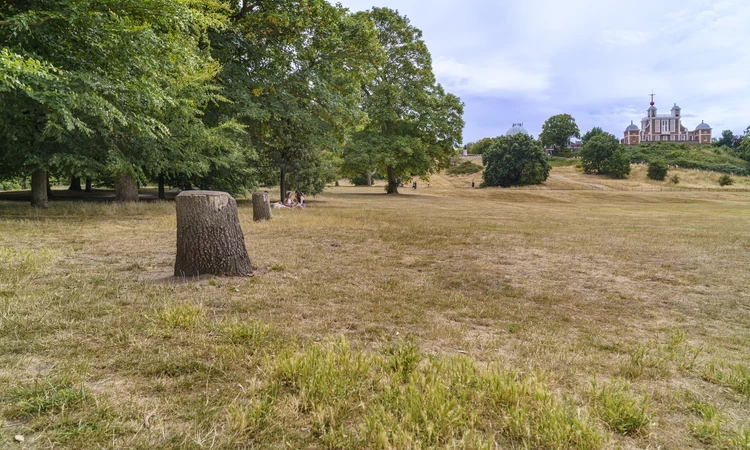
[1,166,749,449]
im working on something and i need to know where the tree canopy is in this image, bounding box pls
[579,132,630,178]
[0,0,235,205]
[341,7,464,194]
[540,114,580,155]
[481,134,550,187]
[1,1,465,204]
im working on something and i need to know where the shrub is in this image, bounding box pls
[647,160,669,180]
[445,161,483,176]
[580,133,630,178]
[718,174,734,186]
[670,174,680,184]
[482,134,550,187]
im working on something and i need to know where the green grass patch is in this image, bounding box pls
[627,142,749,175]
[590,379,651,436]
[702,362,750,397]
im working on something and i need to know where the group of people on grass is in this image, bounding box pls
[274,190,306,209]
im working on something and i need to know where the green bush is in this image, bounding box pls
[670,174,680,184]
[580,133,630,178]
[482,134,550,187]
[647,160,669,180]
[718,174,734,186]
[445,161,483,176]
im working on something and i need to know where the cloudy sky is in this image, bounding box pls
[333,0,750,144]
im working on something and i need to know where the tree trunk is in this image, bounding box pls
[85,178,92,193]
[279,167,286,203]
[158,174,166,200]
[174,190,252,277]
[367,171,373,186]
[31,170,48,208]
[68,177,82,191]
[114,174,139,202]
[46,173,53,198]
[386,165,399,194]
[252,191,272,221]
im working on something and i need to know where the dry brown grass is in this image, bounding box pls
[1,168,749,449]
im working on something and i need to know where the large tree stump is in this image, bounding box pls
[252,191,272,221]
[174,190,252,277]
[114,174,139,202]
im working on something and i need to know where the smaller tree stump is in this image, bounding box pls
[252,191,272,221]
[174,190,252,277]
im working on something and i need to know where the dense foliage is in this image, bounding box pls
[626,142,749,176]
[341,7,464,194]
[647,160,669,181]
[464,137,500,155]
[481,134,550,187]
[2,1,461,204]
[579,133,630,179]
[540,114,580,155]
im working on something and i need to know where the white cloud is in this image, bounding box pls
[432,56,549,95]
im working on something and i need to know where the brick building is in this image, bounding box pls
[622,97,712,145]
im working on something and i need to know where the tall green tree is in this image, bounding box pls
[481,134,550,187]
[540,114,580,155]
[579,132,631,178]
[0,0,231,206]
[342,7,464,194]
[209,0,381,200]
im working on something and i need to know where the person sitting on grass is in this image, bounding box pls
[274,191,298,209]
[295,190,306,209]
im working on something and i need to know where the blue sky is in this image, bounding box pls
[333,0,750,144]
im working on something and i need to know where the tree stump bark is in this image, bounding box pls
[115,174,139,202]
[174,190,252,277]
[252,191,272,221]
[31,169,48,208]
[85,178,92,193]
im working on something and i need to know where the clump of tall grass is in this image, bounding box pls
[590,379,652,436]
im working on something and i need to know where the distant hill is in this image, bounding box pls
[627,142,749,175]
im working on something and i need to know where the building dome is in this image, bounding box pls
[626,121,639,131]
[671,103,681,110]
[506,123,529,136]
[695,120,711,130]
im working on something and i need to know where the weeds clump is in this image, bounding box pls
[718,174,735,186]
[702,362,750,397]
[617,331,701,380]
[590,379,652,436]
[670,174,680,184]
[685,392,750,448]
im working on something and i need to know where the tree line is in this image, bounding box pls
[0,1,464,207]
